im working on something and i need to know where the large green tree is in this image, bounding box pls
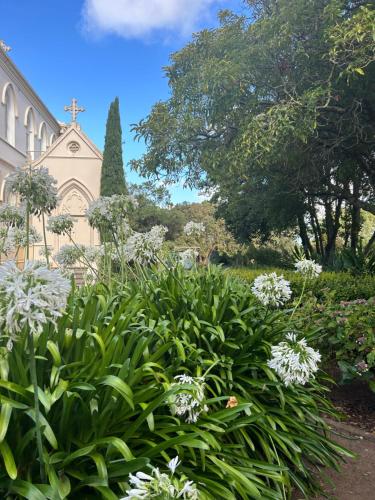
[100,97,127,196]
[131,0,375,261]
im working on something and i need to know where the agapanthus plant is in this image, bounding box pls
[0,203,25,227]
[294,259,322,278]
[6,166,58,215]
[54,244,81,267]
[54,244,101,271]
[0,226,41,256]
[86,194,136,230]
[170,374,208,424]
[0,228,16,256]
[0,260,71,342]
[47,213,75,235]
[121,456,199,499]
[0,259,70,482]
[124,226,168,265]
[178,249,198,270]
[268,333,321,386]
[38,245,53,261]
[251,272,292,307]
[7,225,41,249]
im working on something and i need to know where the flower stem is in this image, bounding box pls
[67,234,99,279]
[156,255,185,290]
[28,332,46,482]
[290,277,307,321]
[41,213,50,267]
[25,163,32,263]
[25,200,30,262]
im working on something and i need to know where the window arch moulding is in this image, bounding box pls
[58,178,94,217]
[2,83,17,147]
[1,82,18,116]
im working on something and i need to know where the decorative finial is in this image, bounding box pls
[64,98,85,123]
[0,40,11,53]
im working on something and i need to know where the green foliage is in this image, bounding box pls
[229,267,375,301]
[128,183,184,240]
[100,97,127,196]
[132,0,375,258]
[174,202,244,262]
[336,245,375,275]
[0,267,351,498]
[128,196,243,259]
[329,5,375,77]
[296,297,375,388]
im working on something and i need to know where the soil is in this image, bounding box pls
[329,378,375,433]
[304,420,375,500]
[294,377,375,499]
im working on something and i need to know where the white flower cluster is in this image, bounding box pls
[39,246,53,260]
[84,245,102,263]
[0,226,41,256]
[54,244,101,268]
[0,260,71,343]
[6,167,58,215]
[179,249,198,270]
[0,228,15,256]
[183,221,205,238]
[47,214,75,235]
[124,226,168,265]
[294,259,322,278]
[251,272,292,307]
[10,226,41,248]
[54,245,81,267]
[121,456,199,499]
[170,374,208,424]
[268,333,321,386]
[86,194,135,230]
[0,203,25,227]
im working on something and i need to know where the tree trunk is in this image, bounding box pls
[365,229,375,254]
[324,198,342,263]
[297,213,313,257]
[309,216,321,255]
[350,178,361,252]
[308,201,324,256]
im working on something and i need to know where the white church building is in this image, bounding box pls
[0,41,102,263]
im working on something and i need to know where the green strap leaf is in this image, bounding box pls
[8,480,46,500]
[0,403,12,442]
[98,375,134,409]
[26,409,58,449]
[0,440,17,479]
[94,436,134,461]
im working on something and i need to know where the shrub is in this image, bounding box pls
[296,297,375,389]
[229,267,375,301]
[0,266,351,498]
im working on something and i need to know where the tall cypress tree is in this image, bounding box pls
[100,97,127,196]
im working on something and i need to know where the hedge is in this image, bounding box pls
[228,267,375,301]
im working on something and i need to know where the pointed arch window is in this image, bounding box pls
[4,84,16,146]
[25,107,35,160]
[40,122,48,153]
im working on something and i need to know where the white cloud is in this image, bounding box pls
[82,0,222,39]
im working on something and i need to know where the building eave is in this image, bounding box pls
[32,122,103,165]
[0,49,60,132]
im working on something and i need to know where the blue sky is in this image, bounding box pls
[0,0,243,203]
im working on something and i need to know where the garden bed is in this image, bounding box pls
[329,378,375,433]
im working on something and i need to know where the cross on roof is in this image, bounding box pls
[64,98,85,123]
[0,40,11,53]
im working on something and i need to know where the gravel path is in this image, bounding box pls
[294,419,375,500]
